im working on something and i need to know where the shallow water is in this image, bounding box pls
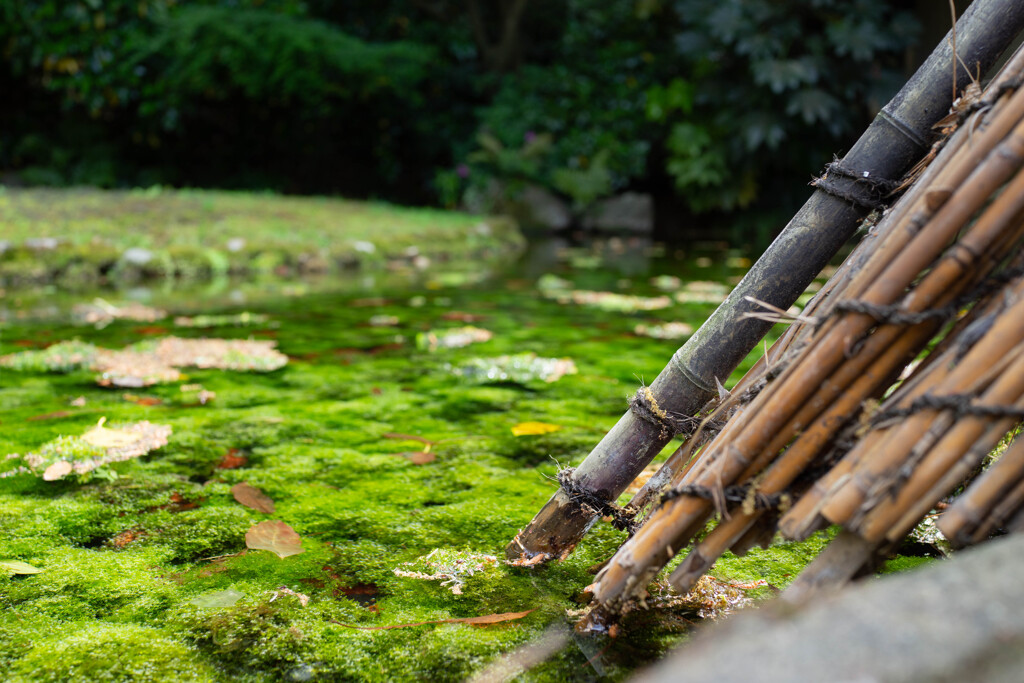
[0,236,832,682]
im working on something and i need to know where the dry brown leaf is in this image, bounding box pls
[231,482,276,514]
[27,411,76,422]
[405,451,436,465]
[245,520,304,558]
[217,449,248,469]
[331,609,534,630]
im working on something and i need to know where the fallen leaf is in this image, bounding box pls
[110,529,141,548]
[190,588,244,609]
[158,492,201,512]
[511,422,562,437]
[231,482,276,514]
[42,461,73,481]
[0,560,42,575]
[122,393,163,406]
[441,311,487,322]
[23,420,172,481]
[27,411,74,421]
[134,325,169,336]
[405,452,436,465]
[331,609,534,630]
[245,520,304,558]
[81,417,143,449]
[270,586,310,606]
[217,449,248,469]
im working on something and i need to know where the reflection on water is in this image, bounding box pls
[1,236,754,323]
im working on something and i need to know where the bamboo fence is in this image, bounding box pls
[506,0,1024,566]
[512,32,1024,633]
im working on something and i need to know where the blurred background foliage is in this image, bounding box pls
[0,0,923,238]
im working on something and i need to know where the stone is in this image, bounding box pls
[632,534,1024,683]
[582,192,654,233]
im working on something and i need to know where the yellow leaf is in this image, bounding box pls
[81,417,143,449]
[511,422,562,437]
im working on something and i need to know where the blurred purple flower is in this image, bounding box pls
[524,131,537,143]
[456,164,470,178]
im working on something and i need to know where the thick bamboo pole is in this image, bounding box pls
[505,0,1024,563]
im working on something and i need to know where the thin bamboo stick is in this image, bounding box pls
[668,314,951,591]
[938,435,1024,545]
[967,473,1024,544]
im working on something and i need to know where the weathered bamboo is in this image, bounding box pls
[588,122,1024,616]
[780,531,887,604]
[971,472,1024,542]
[816,180,1024,529]
[776,277,1021,539]
[668,312,952,591]
[861,348,1024,541]
[938,435,1024,545]
[880,401,1024,545]
[505,0,1024,563]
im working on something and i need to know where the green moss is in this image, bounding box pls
[0,239,896,680]
[8,622,219,682]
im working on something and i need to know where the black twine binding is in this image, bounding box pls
[659,482,784,511]
[830,263,1024,328]
[871,393,1024,427]
[557,467,638,534]
[831,299,956,325]
[812,160,901,211]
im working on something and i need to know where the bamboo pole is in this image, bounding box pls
[938,435,1024,546]
[623,64,1024,520]
[667,313,951,591]
[505,0,1024,563]
[779,531,886,604]
[966,470,1024,544]
[776,267,1024,540]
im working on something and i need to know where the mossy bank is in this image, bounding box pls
[0,187,524,288]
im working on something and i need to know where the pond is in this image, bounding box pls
[0,235,834,682]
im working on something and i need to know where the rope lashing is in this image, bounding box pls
[556,467,638,535]
[628,386,704,439]
[812,160,901,211]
